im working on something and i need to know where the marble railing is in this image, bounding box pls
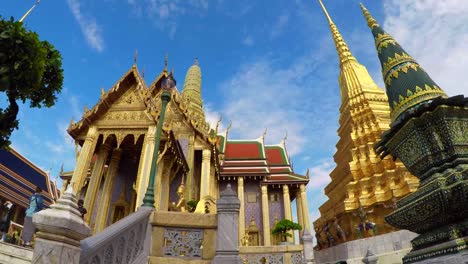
[149,211,217,263]
[239,245,304,264]
[79,206,153,264]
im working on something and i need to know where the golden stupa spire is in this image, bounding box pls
[318,0,357,66]
[19,0,42,22]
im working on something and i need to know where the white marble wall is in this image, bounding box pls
[313,230,417,264]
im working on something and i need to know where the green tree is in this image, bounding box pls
[272,219,302,242]
[0,17,63,148]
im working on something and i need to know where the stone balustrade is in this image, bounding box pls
[240,245,304,264]
[149,211,217,263]
[79,206,153,264]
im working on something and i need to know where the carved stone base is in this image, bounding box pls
[32,238,81,264]
[211,254,243,264]
[403,236,468,263]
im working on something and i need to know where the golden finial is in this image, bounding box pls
[19,0,42,22]
[164,53,168,73]
[226,120,232,134]
[171,67,174,75]
[133,49,138,67]
[306,168,310,178]
[70,117,74,126]
[215,116,222,134]
[359,3,379,28]
[100,87,105,97]
[84,104,89,112]
[318,0,356,66]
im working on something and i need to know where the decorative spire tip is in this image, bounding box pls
[359,3,379,28]
[194,57,199,65]
[164,53,168,73]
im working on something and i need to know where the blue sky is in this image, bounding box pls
[1,0,467,228]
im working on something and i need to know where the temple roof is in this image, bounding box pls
[217,131,308,185]
[360,3,448,123]
[0,148,54,208]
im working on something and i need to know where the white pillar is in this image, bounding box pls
[261,185,271,246]
[300,184,311,234]
[283,184,294,243]
[238,177,245,245]
[200,148,211,198]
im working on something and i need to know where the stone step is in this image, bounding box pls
[0,242,33,264]
[149,256,211,264]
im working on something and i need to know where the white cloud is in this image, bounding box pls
[270,13,289,39]
[214,48,340,156]
[242,35,254,46]
[128,0,210,38]
[307,159,334,189]
[382,0,468,96]
[67,0,104,52]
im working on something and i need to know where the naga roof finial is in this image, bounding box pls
[133,49,138,67]
[164,53,168,73]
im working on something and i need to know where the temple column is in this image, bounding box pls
[300,184,311,234]
[83,143,112,223]
[186,135,195,200]
[71,126,99,193]
[200,148,211,198]
[95,148,122,233]
[261,185,271,246]
[135,126,156,209]
[155,157,167,210]
[238,177,245,245]
[295,189,304,239]
[282,184,294,243]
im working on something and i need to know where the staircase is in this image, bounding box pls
[0,242,33,264]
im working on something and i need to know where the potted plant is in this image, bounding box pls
[187,200,199,213]
[272,219,302,244]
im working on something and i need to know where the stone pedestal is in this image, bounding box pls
[302,229,315,264]
[212,184,242,264]
[32,187,91,264]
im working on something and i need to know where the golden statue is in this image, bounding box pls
[240,231,250,246]
[170,175,186,212]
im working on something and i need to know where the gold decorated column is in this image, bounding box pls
[186,135,195,200]
[200,148,211,198]
[83,143,112,223]
[238,177,245,244]
[300,184,311,234]
[261,185,271,246]
[155,157,167,210]
[295,189,304,239]
[282,184,294,243]
[95,148,122,233]
[71,126,99,193]
[135,126,156,209]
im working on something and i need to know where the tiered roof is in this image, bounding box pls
[0,148,55,208]
[216,131,308,185]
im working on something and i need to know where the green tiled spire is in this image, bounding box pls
[359,3,447,122]
[182,58,205,118]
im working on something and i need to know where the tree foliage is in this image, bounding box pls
[271,219,302,242]
[0,17,63,148]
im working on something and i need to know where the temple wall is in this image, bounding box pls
[169,170,183,205]
[268,188,284,227]
[244,181,263,243]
